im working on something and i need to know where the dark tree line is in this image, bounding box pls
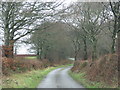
[58,1,120,60]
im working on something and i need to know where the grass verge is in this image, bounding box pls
[2,64,72,88]
[68,71,111,89]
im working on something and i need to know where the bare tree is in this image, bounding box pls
[61,2,106,60]
[76,3,106,60]
[29,21,73,61]
[109,1,120,53]
[0,2,58,57]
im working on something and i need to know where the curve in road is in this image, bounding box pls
[37,66,85,88]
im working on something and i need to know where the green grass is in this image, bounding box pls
[0,85,1,90]
[2,64,72,88]
[3,67,55,88]
[69,71,111,89]
[24,56,37,60]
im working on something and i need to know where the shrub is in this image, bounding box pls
[81,62,87,68]
[2,57,73,76]
[2,57,44,75]
[71,54,118,87]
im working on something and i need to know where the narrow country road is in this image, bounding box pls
[37,66,85,89]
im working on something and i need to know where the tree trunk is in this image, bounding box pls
[44,50,47,59]
[3,6,14,58]
[37,45,43,60]
[44,46,49,59]
[118,16,120,76]
[111,17,117,53]
[74,51,77,61]
[118,32,120,55]
[4,29,14,58]
[4,30,10,46]
[92,39,97,60]
[111,37,116,53]
[83,38,88,60]
[3,42,14,58]
[37,49,40,59]
[9,40,14,58]
[39,46,43,60]
[74,54,77,61]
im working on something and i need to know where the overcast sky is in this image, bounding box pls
[2,0,118,2]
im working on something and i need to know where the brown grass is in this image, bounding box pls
[2,57,45,75]
[71,54,118,87]
[2,57,73,76]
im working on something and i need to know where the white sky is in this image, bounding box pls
[17,45,29,54]
[2,0,119,2]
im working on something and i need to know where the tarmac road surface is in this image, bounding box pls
[37,66,85,89]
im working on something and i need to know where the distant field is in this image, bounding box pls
[24,56,37,60]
